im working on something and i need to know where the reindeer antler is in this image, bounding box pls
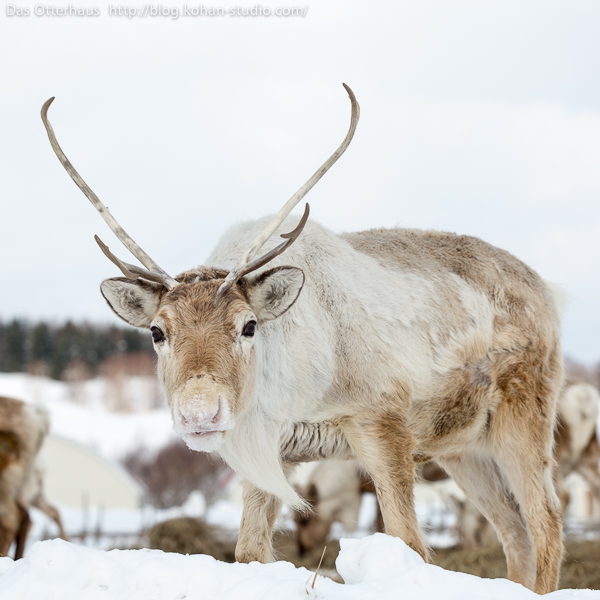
[214,83,360,305]
[41,97,179,290]
[42,85,359,298]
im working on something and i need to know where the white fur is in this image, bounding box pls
[171,377,236,453]
[249,267,305,321]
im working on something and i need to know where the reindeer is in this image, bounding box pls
[0,396,67,558]
[554,383,600,513]
[294,459,448,556]
[42,85,565,593]
[294,460,384,556]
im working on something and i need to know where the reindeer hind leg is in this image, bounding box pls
[437,453,536,589]
[492,406,563,594]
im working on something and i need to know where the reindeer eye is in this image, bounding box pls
[151,326,165,344]
[242,320,256,337]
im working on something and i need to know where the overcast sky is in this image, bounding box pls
[1,0,599,364]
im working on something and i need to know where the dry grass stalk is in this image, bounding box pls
[305,545,327,594]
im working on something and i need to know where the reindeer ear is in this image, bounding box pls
[248,266,305,322]
[100,278,164,328]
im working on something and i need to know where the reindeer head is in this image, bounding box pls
[41,85,359,453]
[100,266,304,451]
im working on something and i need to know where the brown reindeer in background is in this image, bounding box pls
[294,459,453,555]
[294,460,384,556]
[0,397,67,558]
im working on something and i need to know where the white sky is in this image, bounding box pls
[1,0,599,364]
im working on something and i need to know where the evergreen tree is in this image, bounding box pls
[4,320,27,372]
[30,322,53,363]
[0,319,154,378]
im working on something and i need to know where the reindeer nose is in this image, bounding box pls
[178,397,222,430]
[174,376,234,436]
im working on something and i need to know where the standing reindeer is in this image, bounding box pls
[294,460,384,556]
[0,397,67,558]
[554,383,600,513]
[42,85,564,593]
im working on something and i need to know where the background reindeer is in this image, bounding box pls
[294,460,384,556]
[294,459,448,556]
[0,396,67,559]
[43,85,565,593]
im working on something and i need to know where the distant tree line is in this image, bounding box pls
[0,319,153,380]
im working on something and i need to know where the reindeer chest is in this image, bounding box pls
[279,421,353,463]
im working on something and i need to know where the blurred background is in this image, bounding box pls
[1,0,599,588]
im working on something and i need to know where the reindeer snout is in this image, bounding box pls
[173,376,235,437]
[178,397,222,430]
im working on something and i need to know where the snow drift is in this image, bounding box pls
[0,534,598,600]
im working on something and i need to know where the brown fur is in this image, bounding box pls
[341,401,429,561]
[0,432,21,471]
[157,271,253,411]
[0,397,67,558]
[342,228,547,302]
[0,397,39,558]
[432,359,491,438]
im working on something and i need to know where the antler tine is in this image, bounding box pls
[95,236,173,285]
[41,97,178,290]
[215,83,360,303]
[213,204,310,305]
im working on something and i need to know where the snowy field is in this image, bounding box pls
[1,534,599,600]
[1,373,599,597]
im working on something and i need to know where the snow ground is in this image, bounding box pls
[1,534,598,600]
[0,373,176,460]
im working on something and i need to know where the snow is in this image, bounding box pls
[27,493,243,555]
[0,534,598,600]
[0,373,175,459]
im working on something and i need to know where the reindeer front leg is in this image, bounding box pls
[343,412,429,561]
[236,480,282,563]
